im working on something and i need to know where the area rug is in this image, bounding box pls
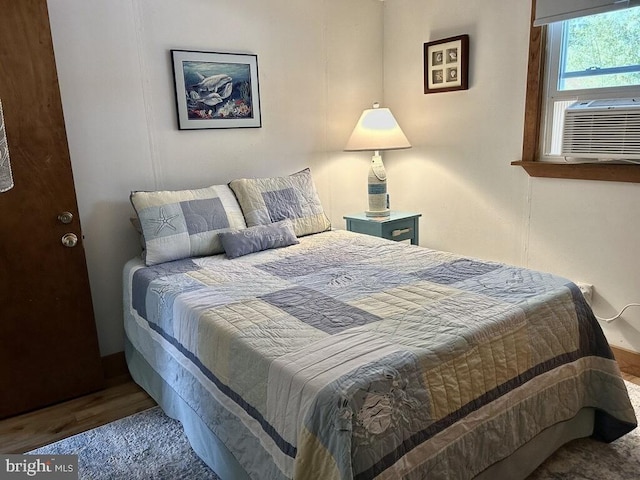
[30,406,219,480]
[30,382,640,480]
[528,380,640,479]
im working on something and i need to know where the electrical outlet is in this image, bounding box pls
[575,282,593,304]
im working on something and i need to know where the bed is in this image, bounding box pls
[124,169,636,480]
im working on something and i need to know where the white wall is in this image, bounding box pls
[48,0,640,357]
[47,0,383,356]
[383,0,530,263]
[383,0,640,352]
[526,179,640,352]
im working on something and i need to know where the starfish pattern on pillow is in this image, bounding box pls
[148,207,180,235]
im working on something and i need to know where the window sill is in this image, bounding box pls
[511,161,640,183]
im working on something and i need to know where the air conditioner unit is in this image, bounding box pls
[561,98,640,160]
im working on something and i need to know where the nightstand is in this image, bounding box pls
[343,212,422,245]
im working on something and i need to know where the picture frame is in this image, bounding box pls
[171,50,262,130]
[423,35,469,94]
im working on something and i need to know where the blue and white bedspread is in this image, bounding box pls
[123,230,636,480]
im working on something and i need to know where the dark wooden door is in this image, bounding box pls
[0,0,103,418]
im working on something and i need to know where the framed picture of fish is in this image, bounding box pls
[171,50,262,129]
[423,35,469,94]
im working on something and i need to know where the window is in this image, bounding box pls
[543,6,640,158]
[557,9,640,91]
[515,1,640,183]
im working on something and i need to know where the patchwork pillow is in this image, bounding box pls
[219,220,299,259]
[228,168,331,237]
[130,184,246,266]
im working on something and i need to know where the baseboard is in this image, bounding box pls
[611,346,640,378]
[101,351,129,381]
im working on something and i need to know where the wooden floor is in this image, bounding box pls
[0,370,638,455]
[622,371,640,385]
[0,373,156,454]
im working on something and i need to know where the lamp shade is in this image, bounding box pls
[344,104,411,151]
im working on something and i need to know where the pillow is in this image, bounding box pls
[130,184,247,266]
[219,220,299,259]
[228,168,331,237]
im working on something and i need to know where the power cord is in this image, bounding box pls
[595,303,640,323]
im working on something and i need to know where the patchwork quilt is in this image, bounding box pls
[124,230,636,480]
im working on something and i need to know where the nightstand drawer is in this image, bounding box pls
[343,212,421,245]
[383,220,416,242]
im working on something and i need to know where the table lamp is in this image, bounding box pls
[345,103,411,217]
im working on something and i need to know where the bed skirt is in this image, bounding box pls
[125,337,251,480]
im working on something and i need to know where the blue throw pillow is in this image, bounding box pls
[219,220,299,259]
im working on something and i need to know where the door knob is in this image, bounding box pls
[58,211,74,224]
[61,233,78,247]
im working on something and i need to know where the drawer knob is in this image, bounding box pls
[391,228,411,237]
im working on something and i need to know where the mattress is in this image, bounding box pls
[123,229,636,479]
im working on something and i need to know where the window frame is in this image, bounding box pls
[512,0,640,183]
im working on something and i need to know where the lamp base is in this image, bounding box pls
[367,154,389,218]
[366,209,390,217]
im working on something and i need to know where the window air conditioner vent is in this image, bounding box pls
[561,98,640,160]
